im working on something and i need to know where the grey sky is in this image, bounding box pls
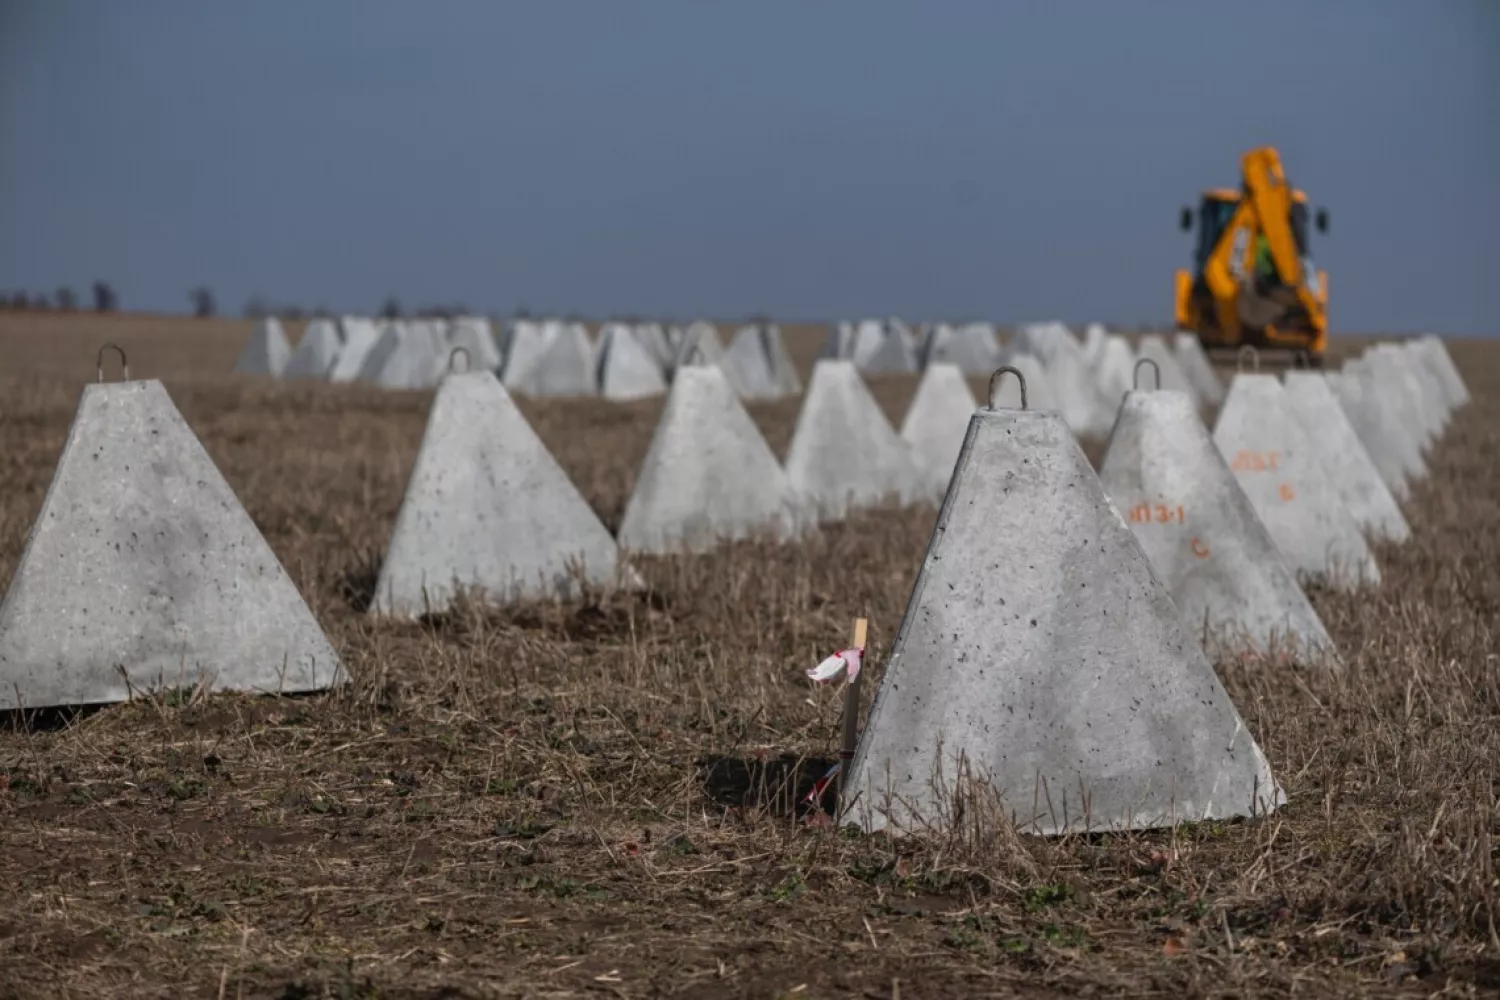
[1,1,1495,332]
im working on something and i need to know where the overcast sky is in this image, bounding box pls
[1,1,1495,333]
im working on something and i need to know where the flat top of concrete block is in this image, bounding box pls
[846,406,1281,836]
[0,380,344,710]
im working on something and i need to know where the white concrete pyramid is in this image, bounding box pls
[632,323,674,371]
[1372,345,1442,446]
[920,323,998,374]
[899,363,978,501]
[329,318,381,383]
[1283,372,1410,544]
[1082,322,1108,364]
[1008,340,1100,436]
[845,395,1283,836]
[1345,357,1430,480]
[510,322,596,397]
[1213,374,1379,588]
[445,318,503,372]
[1326,368,1415,501]
[0,379,344,709]
[1090,335,1136,421]
[359,325,438,390]
[856,323,918,374]
[595,323,667,401]
[233,317,291,376]
[499,320,552,390]
[1100,389,1337,662]
[1418,335,1469,408]
[785,360,923,520]
[284,318,342,379]
[1173,332,1225,407]
[673,323,752,397]
[618,365,803,554]
[373,371,622,614]
[725,324,798,399]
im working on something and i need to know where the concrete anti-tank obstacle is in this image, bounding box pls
[372,369,623,614]
[498,320,552,388]
[233,317,291,377]
[761,323,803,395]
[1369,346,1440,448]
[1283,371,1411,544]
[1395,340,1452,432]
[1213,372,1380,588]
[920,323,998,374]
[284,318,342,379]
[725,324,798,400]
[595,323,668,401]
[1099,363,1337,664]
[785,360,924,521]
[329,317,381,382]
[510,321,597,397]
[1173,332,1226,407]
[618,365,805,555]
[1327,366,1417,501]
[631,323,674,372]
[1345,356,1430,479]
[0,347,345,710]
[1418,335,1469,408]
[991,352,1059,413]
[899,363,979,502]
[856,322,919,375]
[358,324,439,390]
[445,318,503,373]
[844,365,1283,836]
[1089,335,1137,422]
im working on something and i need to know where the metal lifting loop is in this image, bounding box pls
[1237,344,1260,373]
[448,346,471,374]
[1133,357,1161,391]
[96,343,129,383]
[988,366,1027,411]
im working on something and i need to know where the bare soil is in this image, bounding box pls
[0,314,1497,999]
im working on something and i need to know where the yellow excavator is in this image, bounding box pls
[1175,147,1330,365]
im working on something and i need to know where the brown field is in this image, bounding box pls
[0,313,1497,999]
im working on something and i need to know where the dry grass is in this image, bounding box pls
[0,314,1497,999]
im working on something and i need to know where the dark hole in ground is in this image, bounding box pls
[698,751,840,818]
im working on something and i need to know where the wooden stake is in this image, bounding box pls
[837,617,868,802]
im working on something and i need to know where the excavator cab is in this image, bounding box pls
[1175,148,1330,365]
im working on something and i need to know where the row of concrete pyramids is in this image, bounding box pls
[233,315,803,402]
[844,335,1470,836]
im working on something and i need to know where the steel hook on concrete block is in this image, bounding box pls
[1237,345,1260,373]
[96,343,129,383]
[448,346,471,374]
[988,365,1027,410]
[1133,357,1161,391]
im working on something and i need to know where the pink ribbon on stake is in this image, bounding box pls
[806,646,863,685]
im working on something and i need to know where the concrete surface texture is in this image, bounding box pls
[1014,338,1105,437]
[1173,332,1226,407]
[617,365,803,555]
[328,317,381,383]
[510,321,597,398]
[1283,371,1412,544]
[1344,357,1430,481]
[725,324,800,400]
[232,317,291,376]
[1213,374,1380,589]
[283,318,342,379]
[0,379,345,710]
[372,371,621,614]
[899,362,978,502]
[445,318,503,373]
[1419,334,1470,407]
[1099,389,1338,663]
[595,323,668,401]
[784,360,923,520]
[1327,367,1414,501]
[844,405,1283,837]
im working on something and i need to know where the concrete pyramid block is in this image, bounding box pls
[1403,344,1452,431]
[1283,372,1411,544]
[1136,334,1200,406]
[618,365,804,554]
[845,399,1283,836]
[1009,321,1079,365]
[725,324,799,399]
[920,323,998,374]
[899,363,979,501]
[1327,367,1416,501]
[329,318,382,383]
[373,371,622,614]
[595,323,667,401]
[1373,345,1442,445]
[0,379,344,709]
[1346,357,1430,477]
[1173,332,1226,407]
[1100,389,1337,662]
[445,318,503,372]
[632,323,674,371]
[855,323,918,374]
[358,326,438,390]
[1213,374,1379,588]
[785,360,924,520]
[510,322,596,397]
[233,317,291,376]
[1418,335,1469,408]
[285,318,342,379]
[499,320,551,388]
[1090,334,1136,420]
[820,321,857,360]
[1014,340,1104,437]
[673,323,752,397]
[1082,322,1108,364]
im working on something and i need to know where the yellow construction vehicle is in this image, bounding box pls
[1175,147,1330,365]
